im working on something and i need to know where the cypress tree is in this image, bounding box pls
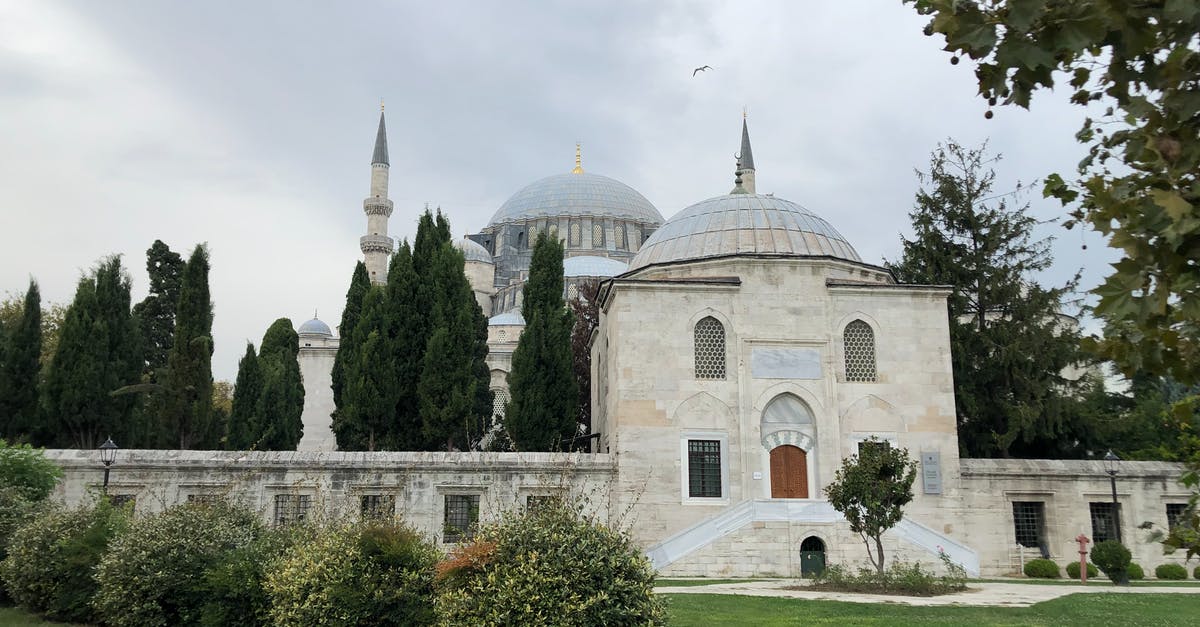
[335,288,397,450]
[386,242,428,449]
[226,342,262,450]
[160,245,214,449]
[131,240,184,379]
[891,141,1086,458]
[0,280,42,440]
[331,262,370,415]
[255,318,304,450]
[505,232,577,451]
[41,256,142,448]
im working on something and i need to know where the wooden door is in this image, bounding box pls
[770,445,808,498]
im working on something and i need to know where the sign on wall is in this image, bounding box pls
[751,348,822,379]
[921,451,942,495]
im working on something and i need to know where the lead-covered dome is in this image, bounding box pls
[487,172,663,226]
[563,255,628,278]
[298,317,333,337]
[629,193,860,270]
[455,237,493,264]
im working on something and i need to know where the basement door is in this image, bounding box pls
[769,445,808,498]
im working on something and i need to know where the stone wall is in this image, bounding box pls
[44,450,615,545]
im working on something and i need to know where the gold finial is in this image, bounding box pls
[571,142,584,174]
[380,98,385,112]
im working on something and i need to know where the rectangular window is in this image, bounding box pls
[109,494,135,509]
[526,495,559,513]
[444,494,480,543]
[1089,502,1121,543]
[1012,501,1046,549]
[1167,503,1188,531]
[687,440,722,498]
[273,494,311,526]
[187,494,218,505]
[360,494,396,520]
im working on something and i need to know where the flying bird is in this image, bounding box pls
[692,65,712,77]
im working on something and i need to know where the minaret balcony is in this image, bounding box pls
[360,234,395,254]
[363,198,394,217]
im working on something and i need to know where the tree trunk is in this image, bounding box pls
[874,535,886,575]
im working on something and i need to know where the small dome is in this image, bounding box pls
[562,255,628,278]
[298,317,333,337]
[488,172,663,226]
[488,311,526,326]
[629,193,861,270]
[455,237,493,264]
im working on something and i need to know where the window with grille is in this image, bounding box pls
[567,284,578,301]
[694,317,726,379]
[110,494,135,509]
[1012,501,1046,548]
[687,440,722,498]
[360,494,396,520]
[1167,503,1188,531]
[614,224,626,249]
[491,388,508,420]
[592,223,604,246]
[843,320,876,382]
[273,494,311,526]
[528,226,538,246]
[569,222,581,246]
[187,494,218,505]
[1089,502,1121,543]
[526,495,560,512]
[443,494,480,543]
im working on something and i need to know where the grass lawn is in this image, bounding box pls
[658,578,772,587]
[0,607,82,626]
[977,578,1200,587]
[666,593,1200,626]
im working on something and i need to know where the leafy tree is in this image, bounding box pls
[255,319,304,450]
[0,440,62,501]
[891,141,1086,458]
[824,437,919,575]
[569,280,601,445]
[905,0,1200,386]
[506,232,578,451]
[227,343,262,450]
[159,245,215,449]
[131,240,185,379]
[41,256,142,449]
[330,262,370,419]
[0,280,42,440]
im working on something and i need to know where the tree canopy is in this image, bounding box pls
[131,240,184,380]
[824,438,919,575]
[159,245,214,449]
[0,280,42,441]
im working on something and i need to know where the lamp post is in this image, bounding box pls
[1103,449,1121,544]
[99,437,118,495]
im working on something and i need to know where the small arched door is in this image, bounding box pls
[769,445,808,498]
[800,536,826,578]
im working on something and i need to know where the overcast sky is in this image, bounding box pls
[0,1,1116,381]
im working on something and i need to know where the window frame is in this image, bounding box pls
[842,319,877,383]
[443,493,481,544]
[1166,503,1188,531]
[1012,501,1047,549]
[693,316,727,380]
[360,493,397,520]
[1089,501,1121,544]
[272,493,312,526]
[679,431,729,504]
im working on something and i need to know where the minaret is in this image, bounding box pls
[360,103,394,285]
[735,111,756,194]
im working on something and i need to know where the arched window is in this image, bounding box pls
[491,388,509,420]
[843,320,876,382]
[592,223,604,247]
[694,317,726,380]
[569,222,582,246]
[614,224,627,250]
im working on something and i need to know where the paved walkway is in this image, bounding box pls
[654,580,1200,607]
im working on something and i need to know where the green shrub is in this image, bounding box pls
[265,520,439,626]
[0,440,62,502]
[1090,541,1132,584]
[1065,561,1098,579]
[1155,563,1188,580]
[0,499,128,623]
[199,523,310,627]
[94,501,262,627]
[813,559,965,595]
[435,500,667,626]
[1194,565,1199,580]
[1127,563,1145,580]
[1023,559,1060,579]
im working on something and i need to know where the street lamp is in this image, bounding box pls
[99,437,118,494]
[1103,449,1121,544]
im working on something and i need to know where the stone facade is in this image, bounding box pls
[296,330,338,451]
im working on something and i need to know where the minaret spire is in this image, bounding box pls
[361,106,395,284]
[571,142,584,174]
[735,112,756,194]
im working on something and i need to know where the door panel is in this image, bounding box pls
[769,445,808,498]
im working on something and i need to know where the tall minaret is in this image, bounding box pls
[735,111,756,194]
[360,103,394,285]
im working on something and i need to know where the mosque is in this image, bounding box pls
[46,110,1193,579]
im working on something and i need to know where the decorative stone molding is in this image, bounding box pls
[762,429,812,451]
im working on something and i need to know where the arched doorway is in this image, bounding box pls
[800,536,826,578]
[769,445,808,498]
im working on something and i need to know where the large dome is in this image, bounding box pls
[628,193,861,270]
[487,172,663,226]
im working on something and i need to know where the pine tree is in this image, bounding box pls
[0,280,42,440]
[255,318,304,450]
[131,240,184,379]
[505,232,577,451]
[418,244,490,451]
[330,262,370,415]
[41,257,142,448]
[226,342,262,450]
[891,141,1086,458]
[160,245,214,449]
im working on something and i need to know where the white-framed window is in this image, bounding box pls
[843,319,877,382]
[694,317,726,380]
[679,432,729,503]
